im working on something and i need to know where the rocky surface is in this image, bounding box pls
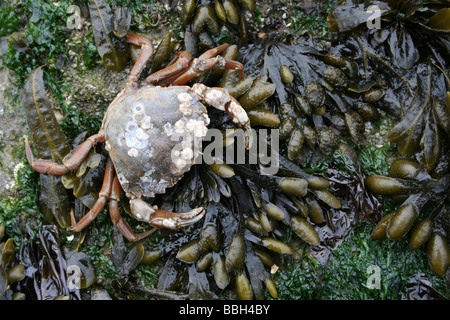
[0,55,27,193]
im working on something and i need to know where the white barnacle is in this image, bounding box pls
[205,89,223,103]
[125,132,138,148]
[126,121,138,132]
[139,175,157,192]
[179,103,193,117]
[124,120,150,150]
[164,122,173,136]
[171,143,190,170]
[186,119,208,138]
[160,219,177,229]
[229,100,249,125]
[172,148,180,158]
[192,83,207,96]
[135,127,150,141]
[173,157,189,170]
[141,115,152,129]
[117,133,124,147]
[132,102,145,122]
[138,177,151,190]
[132,101,145,113]
[125,131,148,149]
[203,113,210,125]
[203,88,230,110]
[128,147,139,157]
[180,146,193,160]
[174,119,185,133]
[133,112,144,122]
[177,92,192,104]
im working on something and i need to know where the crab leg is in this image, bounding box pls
[191,84,253,149]
[224,59,244,78]
[143,51,192,85]
[195,43,243,79]
[109,176,157,242]
[25,132,105,175]
[71,157,115,232]
[125,32,155,88]
[70,158,156,241]
[171,44,244,86]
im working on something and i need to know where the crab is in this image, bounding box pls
[25,32,252,242]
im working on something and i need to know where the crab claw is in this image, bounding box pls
[152,207,206,229]
[130,199,205,229]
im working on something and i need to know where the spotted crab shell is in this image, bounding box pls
[103,86,209,198]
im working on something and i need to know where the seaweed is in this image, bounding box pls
[238,37,371,161]
[88,0,131,71]
[327,0,450,70]
[1,0,449,301]
[10,225,90,300]
[326,0,450,174]
[366,158,450,277]
[386,61,449,173]
[21,67,72,228]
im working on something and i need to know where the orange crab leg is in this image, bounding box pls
[196,43,244,78]
[71,158,156,241]
[224,59,244,78]
[145,44,229,86]
[109,176,157,242]
[198,43,229,60]
[25,132,105,175]
[125,32,155,88]
[71,157,115,232]
[171,44,244,86]
[143,51,192,85]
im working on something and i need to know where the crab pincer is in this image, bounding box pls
[130,198,205,229]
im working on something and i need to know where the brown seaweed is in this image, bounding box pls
[22,67,72,228]
[366,159,450,277]
[327,0,450,70]
[88,0,130,71]
[13,225,82,300]
[238,37,371,161]
[386,61,449,173]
